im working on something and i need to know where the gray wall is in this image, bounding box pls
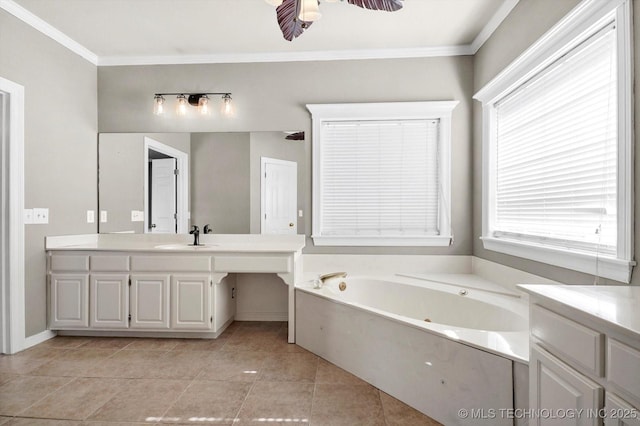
[473,0,640,285]
[0,10,98,336]
[190,132,250,233]
[249,132,306,234]
[98,57,475,254]
[98,132,190,233]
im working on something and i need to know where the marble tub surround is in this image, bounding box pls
[0,322,441,425]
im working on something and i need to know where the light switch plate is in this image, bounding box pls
[87,210,95,223]
[24,209,34,224]
[100,210,108,223]
[298,210,303,218]
[131,210,144,222]
[33,208,49,224]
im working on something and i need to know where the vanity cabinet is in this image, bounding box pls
[130,274,170,329]
[50,273,89,329]
[521,285,640,426]
[49,253,219,334]
[171,275,212,330]
[90,274,129,328]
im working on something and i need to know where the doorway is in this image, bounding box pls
[143,137,189,234]
[0,77,26,354]
[261,157,297,234]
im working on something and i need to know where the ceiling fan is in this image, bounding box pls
[265,0,404,41]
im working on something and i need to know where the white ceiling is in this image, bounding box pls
[7,0,517,65]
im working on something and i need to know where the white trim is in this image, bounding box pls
[143,137,189,234]
[481,237,635,283]
[234,312,288,322]
[475,0,634,283]
[470,0,521,53]
[98,45,473,66]
[0,77,25,354]
[312,236,452,247]
[474,0,626,102]
[0,0,517,66]
[23,329,56,349]
[0,0,98,65]
[307,101,458,247]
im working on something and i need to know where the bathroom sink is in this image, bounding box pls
[154,243,219,250]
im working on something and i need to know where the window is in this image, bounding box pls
[307,102,457,246]
[475,0,634,282]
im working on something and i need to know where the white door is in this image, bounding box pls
[50,274,89,328]
[90,274,129,329]
[261,157,297,234]
[150,158,176,233]
[170,275,211,330]
[130,274,170,329]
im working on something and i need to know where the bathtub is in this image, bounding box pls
[295,273,529,426]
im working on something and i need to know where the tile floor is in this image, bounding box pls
[0,322,441,425]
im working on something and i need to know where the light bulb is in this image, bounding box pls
[153,95,165,115]
[221,94,234,116]
[198,95,210,115]
[176,94,188,116]
[298,0,321,22]
[264,0,283,5]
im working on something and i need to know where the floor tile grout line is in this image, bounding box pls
[12,375,77,420]
[231,377,258,424]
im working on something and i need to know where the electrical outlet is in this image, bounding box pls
[298,210,303,218]
[24,209,34,224]
[87,210,95,223]
[33,208,49,224]
[100,210,108,223]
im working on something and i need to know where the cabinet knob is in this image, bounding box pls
[289,223,294,227]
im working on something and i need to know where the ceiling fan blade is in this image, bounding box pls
[277,0,314,41]
[346,0,403,12]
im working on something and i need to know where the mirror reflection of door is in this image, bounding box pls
[261,157,297,234]
[149,157,177,233]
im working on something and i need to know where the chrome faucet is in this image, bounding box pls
[189,225,200,246]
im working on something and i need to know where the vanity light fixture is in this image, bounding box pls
[153,92,233,117]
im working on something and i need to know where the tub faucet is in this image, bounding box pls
[203,224,213,234]
[189,225,200,246]
[319,272,347,283]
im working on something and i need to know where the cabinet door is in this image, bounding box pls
[604,394,640,426]
[50,273,89,329]
[130,274,170,329]
[530,344,603,426]
[170,275,211,330]
[90,274,129,329]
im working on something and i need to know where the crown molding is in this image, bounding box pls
[1,0,517,67]
[97,45,474,66]
[0,0,98,65]
[470,0,520,54]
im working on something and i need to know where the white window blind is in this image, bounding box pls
[493,23,617,255]
[320,119,440,237]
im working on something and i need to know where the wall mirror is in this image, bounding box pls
[98,131,306,235]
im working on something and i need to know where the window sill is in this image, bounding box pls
[481,236,635,283]
[312,235,452,247]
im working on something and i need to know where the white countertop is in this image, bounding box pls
[45,233,306,253]
[519,284,640,338]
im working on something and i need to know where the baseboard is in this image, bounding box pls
[234,311,288,322]
[24,329,56,349]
